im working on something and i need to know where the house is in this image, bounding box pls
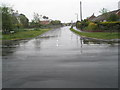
[90,9,120,22]
[87,13,96,21]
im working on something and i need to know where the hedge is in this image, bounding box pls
[98,21,120,31]
[76,21,120,32]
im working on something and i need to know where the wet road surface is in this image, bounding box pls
[2,26,118,88]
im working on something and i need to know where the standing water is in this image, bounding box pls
[2,26,118,88]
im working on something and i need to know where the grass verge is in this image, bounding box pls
[3,29,51,40]
[70,28,120,39]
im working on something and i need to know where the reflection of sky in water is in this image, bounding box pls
[2,26,119,56]
[2,27,118,88]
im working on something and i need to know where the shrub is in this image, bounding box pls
[107,13,119,21]
[76,22,81,29]
[76,20,90,29]
[98,21,120,31]
[85,22,98,31]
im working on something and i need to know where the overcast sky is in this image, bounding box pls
[0,0,120,23]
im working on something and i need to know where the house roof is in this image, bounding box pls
[91,14,106,22]
[116,10,120,16]
[91,9,120,22]
[87,13,96,21]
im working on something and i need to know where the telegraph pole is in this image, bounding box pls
[80,1,82,21]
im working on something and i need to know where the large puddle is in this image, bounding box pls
[2,26,119,88]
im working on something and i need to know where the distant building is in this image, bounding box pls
[87,13,96,21]
[118,1,120,9]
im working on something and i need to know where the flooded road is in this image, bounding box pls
[2,26,118,88]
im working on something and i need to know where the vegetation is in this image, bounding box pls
[50,20,61,25]
[76,20,89,29]
[19,14,29,28]
[107,13,120,21]
[70,28,120,39]
[76,8,120,32]
[1,5,29,34]
[30,20,42,28]
[99,8,109,15]
[84,22,98,31]
[30,13,62,28]
[29,13,41,28]
[98,22,120,31]
[76,20,120,32]
[43,16,49,19]
[2,6,14,34]
[3,28,51,40]
[1,5,62,40]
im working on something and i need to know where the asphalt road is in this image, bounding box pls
[2,26,118,88]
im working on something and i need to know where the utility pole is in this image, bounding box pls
[80,1,82,21]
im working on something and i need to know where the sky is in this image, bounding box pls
[0,0,120,23]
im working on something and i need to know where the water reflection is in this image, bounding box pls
[2,26,119,88]
[33,39,41,50]
[2,28,62,56]
[2,40,20,56]
[82,39,119,45]
[2,35,119,56]
[2,40,29,56]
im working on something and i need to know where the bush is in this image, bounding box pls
[76,19,120,32]
[76,22,81,29]
[76,20,90,29]
[51,20,61,25]
[107,13,119,21]
[98,21,120,31]
[85,22,98,31]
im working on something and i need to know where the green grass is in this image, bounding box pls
[70,28,120,39]
[3,29,51,40]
